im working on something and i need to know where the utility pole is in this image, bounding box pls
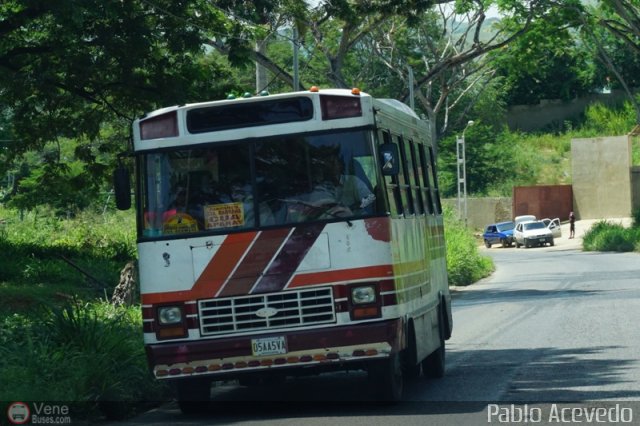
[457,120,474,224]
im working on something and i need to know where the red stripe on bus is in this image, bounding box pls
[251,223,325,294]
[141,232,257,304]
[218,228,291,297]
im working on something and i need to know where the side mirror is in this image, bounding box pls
[113,165,131,210]
[379,143,399,175]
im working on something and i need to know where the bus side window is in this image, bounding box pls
[380,130,402,217]
[397,135,414,215]
[407,139,424,215]
[418,144,435,215]
[427,146,443,214]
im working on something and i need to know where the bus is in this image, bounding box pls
[114,87,452,410]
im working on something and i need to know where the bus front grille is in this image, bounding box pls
[198,287,336,336]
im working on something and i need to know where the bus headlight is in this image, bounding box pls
[158,306,183,325]
[351,286,376,305]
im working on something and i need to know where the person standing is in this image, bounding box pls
[569,211,576,238]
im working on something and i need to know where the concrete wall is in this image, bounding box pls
[571,136,632,219]
[507,90,627,132]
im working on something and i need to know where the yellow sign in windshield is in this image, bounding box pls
[204,202,245,229]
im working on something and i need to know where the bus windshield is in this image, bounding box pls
[141,129,380,237]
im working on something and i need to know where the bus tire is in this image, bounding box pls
[403,322,421,379]
[176,379,211,415]
[369,351,404,401]
[423,306,446,379]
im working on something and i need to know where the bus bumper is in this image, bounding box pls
[146,319,403,380]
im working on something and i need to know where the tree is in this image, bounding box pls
[0,0,235,209]
[582,0,640,124]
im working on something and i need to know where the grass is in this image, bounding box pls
[0,206,171,420]
[582,213,640,252]
[444,206,495,285]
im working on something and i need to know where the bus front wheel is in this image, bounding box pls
[176,378,211,414]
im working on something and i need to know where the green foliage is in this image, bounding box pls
[444,206,494,286]
[582,220,640,252]
[580,101,637,136]
[0,207,136,314]
[0,206,167,419]
[489,2,591,106]
[0,302,169,418]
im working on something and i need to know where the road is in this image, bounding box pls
[110,221,640,425]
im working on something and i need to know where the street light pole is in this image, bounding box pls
[456,120,474,224]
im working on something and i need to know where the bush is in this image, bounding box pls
[582,220,640,252]
[444,207,494,285]
[0,301,169,419]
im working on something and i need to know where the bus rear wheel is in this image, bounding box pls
[422,306,446,379]
[369,351,404,401]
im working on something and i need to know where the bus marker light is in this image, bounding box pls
[320,95,362,120]
[235,361,248,369]
[156,326,187,339]
[169,368,182,376]
[352,306,380,319]
[326,352,339,360]
[310,86,320,92]
[261,359,274,366]
[313,354,327,361]
[182,367,194,374]
[208,364,222,371]
[156,369,169,377]
[195,366,208,373]
[351,88,361,95]
[365,349,378,356]
[353,350,365,357]
[140,111,178,140]
[287,356,300,363]
[248,360,261,367]
[300,355,313,362]
[222,363,234,370]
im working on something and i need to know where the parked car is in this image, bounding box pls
[541,217,562,238]
[482,221,515,248]
[514,220,555,248]
[514,214,536,228]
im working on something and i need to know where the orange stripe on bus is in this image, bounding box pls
[141,232,258,304]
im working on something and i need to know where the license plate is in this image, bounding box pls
[251,336,287,356]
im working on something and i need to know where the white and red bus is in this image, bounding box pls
[114,87,452,409]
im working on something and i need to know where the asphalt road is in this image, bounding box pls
[108,221,640,426]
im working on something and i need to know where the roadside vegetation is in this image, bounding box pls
[0,206,170,420]
[582,209,640,252]
[444,206,495,286]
